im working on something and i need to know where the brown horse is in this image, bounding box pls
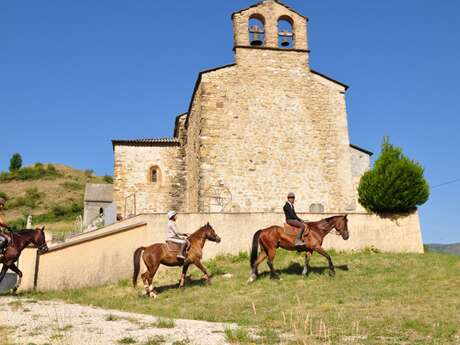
[133,222,221,298]
[0,227,48,293]
[249,215,349,282]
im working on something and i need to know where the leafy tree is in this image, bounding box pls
[9,153,22,172]
[358,137,429,213]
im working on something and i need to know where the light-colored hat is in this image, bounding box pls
[167,210,177,219]
[287,192,295,198]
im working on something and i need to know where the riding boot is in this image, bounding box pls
[295,228,305,247]
[177,242,187,260]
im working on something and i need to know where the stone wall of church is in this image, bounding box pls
[191,48,356,213]
[184,84,204,212]
[113,144,185,217]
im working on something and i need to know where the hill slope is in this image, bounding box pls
[427,243,460,256]
[0,164,111,233]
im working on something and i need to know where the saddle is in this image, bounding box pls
[283,223,301,237]
[165,240,191,254]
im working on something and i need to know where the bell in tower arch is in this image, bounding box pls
[248,15,265,47]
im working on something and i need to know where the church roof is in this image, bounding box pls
[112,138,180,148]
[84,183,113,203]
[311,69,349,90]
[231,0,308,20]
[350,144,373,156]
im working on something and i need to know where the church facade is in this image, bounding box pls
[112,0,372,217]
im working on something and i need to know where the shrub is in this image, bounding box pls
[61,181,84,191]
[34,202,83,223]
[358,137,429,213]
[84,169,94,178]
[103,175,113,184]
[9,153,22,172]
[0,191,7,201]
[8,188,43,209]
[0,164,62,182]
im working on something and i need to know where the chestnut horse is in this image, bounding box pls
[133,222,221,298]
[0,227,48,293]
[249,215,349,282]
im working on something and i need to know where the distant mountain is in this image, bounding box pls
[426,243,460,256]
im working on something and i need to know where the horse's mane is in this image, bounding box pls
[188,224,209,241]
[308,215,344,231]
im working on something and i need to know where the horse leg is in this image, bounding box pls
[146,262,161,298]
[179,263,190,288]
[302,250,312,277]
[267,248,280,279]
[194,261,210,284]
[0,264,8,284]
[314,247,335,277]
[8,263,22,294]
[248,250,267,283]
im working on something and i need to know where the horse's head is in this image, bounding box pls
[34,226,48,254]
[204,222,221,243]
[334,215,349,240]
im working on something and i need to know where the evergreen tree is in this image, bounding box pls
[9,153,23,172]
[358,137,429,213]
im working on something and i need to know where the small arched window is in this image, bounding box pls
[248,14,265,47]
[149,166,160,185]
[278,16,294,48]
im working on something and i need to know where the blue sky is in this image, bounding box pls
[1,1,459,243]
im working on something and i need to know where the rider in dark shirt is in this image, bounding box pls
[0,198,10,260]
[283,192,309,247]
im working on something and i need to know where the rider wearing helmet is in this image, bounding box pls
[0,198,10,260]
[283,192,309,247]
[166,211,188,259]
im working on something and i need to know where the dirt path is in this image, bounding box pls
[0,297,234,345]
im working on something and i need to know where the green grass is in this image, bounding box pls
[152,318,175,328]
[24,251,460,345]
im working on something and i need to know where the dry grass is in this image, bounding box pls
[25,251,460,344]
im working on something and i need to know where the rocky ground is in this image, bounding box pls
[0,297,234,345]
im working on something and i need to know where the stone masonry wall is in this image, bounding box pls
[113,144,185,216]
[191,47,356,213]
[184,84,203,212]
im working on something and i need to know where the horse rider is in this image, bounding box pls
[0,198,10,260]
[283,192,309,248]
[166,211,188,259]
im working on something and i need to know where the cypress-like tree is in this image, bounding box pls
[358,137,429,213]
[9,153,23,172]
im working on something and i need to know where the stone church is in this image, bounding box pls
[112,0,372,217]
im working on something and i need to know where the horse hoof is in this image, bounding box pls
[149,292,158,299]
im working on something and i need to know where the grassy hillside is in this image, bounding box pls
[427,243,460,256]
[24,250,460,345]
[0,163,111,234]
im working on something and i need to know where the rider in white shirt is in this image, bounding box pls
[166,210,188,259]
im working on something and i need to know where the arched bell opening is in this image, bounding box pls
[278,16,294,48]
[248,14,266,47]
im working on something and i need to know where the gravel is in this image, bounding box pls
[0,297,234,345]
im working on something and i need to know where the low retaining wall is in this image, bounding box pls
[18,211,423,291]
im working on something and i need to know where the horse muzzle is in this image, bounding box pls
[38,245,49,254]
[214,236,221,243]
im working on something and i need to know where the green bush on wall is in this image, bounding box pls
[358,137,429,213]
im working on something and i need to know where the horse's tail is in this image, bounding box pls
[132,246,145,287]
[250,230,263,269]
